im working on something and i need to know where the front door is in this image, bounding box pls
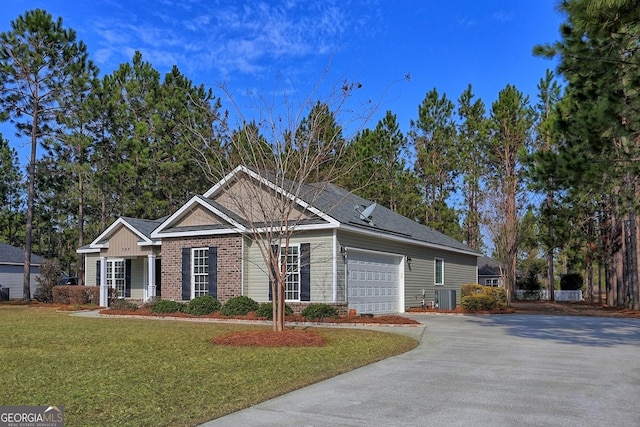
[107,259,126,298]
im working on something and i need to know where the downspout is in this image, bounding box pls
[332,230,337,303]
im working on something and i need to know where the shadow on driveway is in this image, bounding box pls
[466,314,640,347]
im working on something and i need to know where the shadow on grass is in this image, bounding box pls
[468,314,640,347]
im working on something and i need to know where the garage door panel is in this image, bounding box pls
[347,251,400,315]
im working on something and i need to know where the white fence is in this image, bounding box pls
[515,290,583,302]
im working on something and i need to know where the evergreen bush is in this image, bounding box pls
[560,273,583,290]
[461,294,496,311]
[461,284,484,297]
[185,295,221,315]
[301,304,339,320]
[255,302,293,319]
[110,299,139,311]
[151,299,185,314]
[461,287,507,312]
[220,296,259,316]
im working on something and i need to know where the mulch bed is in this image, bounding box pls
[97,308,421,347]
[98,307,421,325]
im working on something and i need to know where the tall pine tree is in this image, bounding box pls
[0,9,93,300]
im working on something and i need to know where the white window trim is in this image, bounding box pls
[485,278,500,287]
[107,258,126,298]
[281,244,300,302]
[191,247,209,299]
[434,258,444,286]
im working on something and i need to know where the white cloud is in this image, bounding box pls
[87,0,373,78]
[492,10,513,23]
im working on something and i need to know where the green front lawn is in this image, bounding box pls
[0,306,417,426]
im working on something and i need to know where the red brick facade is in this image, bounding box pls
[161,235,243,303]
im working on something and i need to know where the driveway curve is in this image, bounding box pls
[203,314,640,427]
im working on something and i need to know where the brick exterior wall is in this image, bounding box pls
[161,235,242,303]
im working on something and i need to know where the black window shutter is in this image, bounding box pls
[208,247,217,298]
[96,260,101,286]
[181,248,191,300]
[125,259,132,297]
[268,244,278,301]
[155,258,162,297]
[300,243,311,301]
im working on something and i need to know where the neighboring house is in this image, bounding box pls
[0,242,44,300]
[478,255,504,287]
[78,166,481,314]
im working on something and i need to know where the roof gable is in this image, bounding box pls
[89,217,162,248]
[202,166,337,228]
[151,195,246,238]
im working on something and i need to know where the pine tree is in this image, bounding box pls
[0,9,93,300]
[535,0,640,308]
[457,84,488,251]
[487,84,534,301]
[0,135,24,246]
[410,89,462,239]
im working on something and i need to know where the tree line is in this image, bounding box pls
[0,1,638,310]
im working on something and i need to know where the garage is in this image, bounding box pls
[346,250,402,315]
[0,242,43,300]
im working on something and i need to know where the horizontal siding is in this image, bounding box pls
[85,254,99,287]
[130,258,145,299]
[245,231,334,303]
[0,265,39,299]
[338,230,477,310]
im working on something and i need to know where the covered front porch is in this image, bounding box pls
[97,255,161,306]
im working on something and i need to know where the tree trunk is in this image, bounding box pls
[547,191,555,301]
[615,238,625,307]
[78,158,85,286]
[634,212,640,310]
[598,260,602,305]
[607,259,615,306]
[23,108,39,302]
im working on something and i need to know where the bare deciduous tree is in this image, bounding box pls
[191,75,397,331]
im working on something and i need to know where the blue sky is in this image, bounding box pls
[1,0,565,163]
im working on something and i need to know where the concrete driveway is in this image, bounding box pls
[203,314,640,426]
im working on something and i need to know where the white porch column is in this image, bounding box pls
[99,256,108,307]
[146,254,156,302]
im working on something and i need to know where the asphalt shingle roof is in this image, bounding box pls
[300,181,479,254]
[121,216,167,240]
[0,242,44,265]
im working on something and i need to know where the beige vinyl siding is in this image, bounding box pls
[338,230,477,310]
[85,253,99,287]
[244,231,335,303]
[214,176,315,224]
[104,225,153,258]
[129,257,145,299]
[174,205,223,227]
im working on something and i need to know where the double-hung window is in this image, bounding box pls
[281,245,300,301]
[434,258,444,286]
[192,248,209,297]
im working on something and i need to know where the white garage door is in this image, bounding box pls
[347,251,400,315]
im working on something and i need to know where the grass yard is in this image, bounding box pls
[0,306,417,426]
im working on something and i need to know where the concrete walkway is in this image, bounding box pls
[202,314,640,427]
